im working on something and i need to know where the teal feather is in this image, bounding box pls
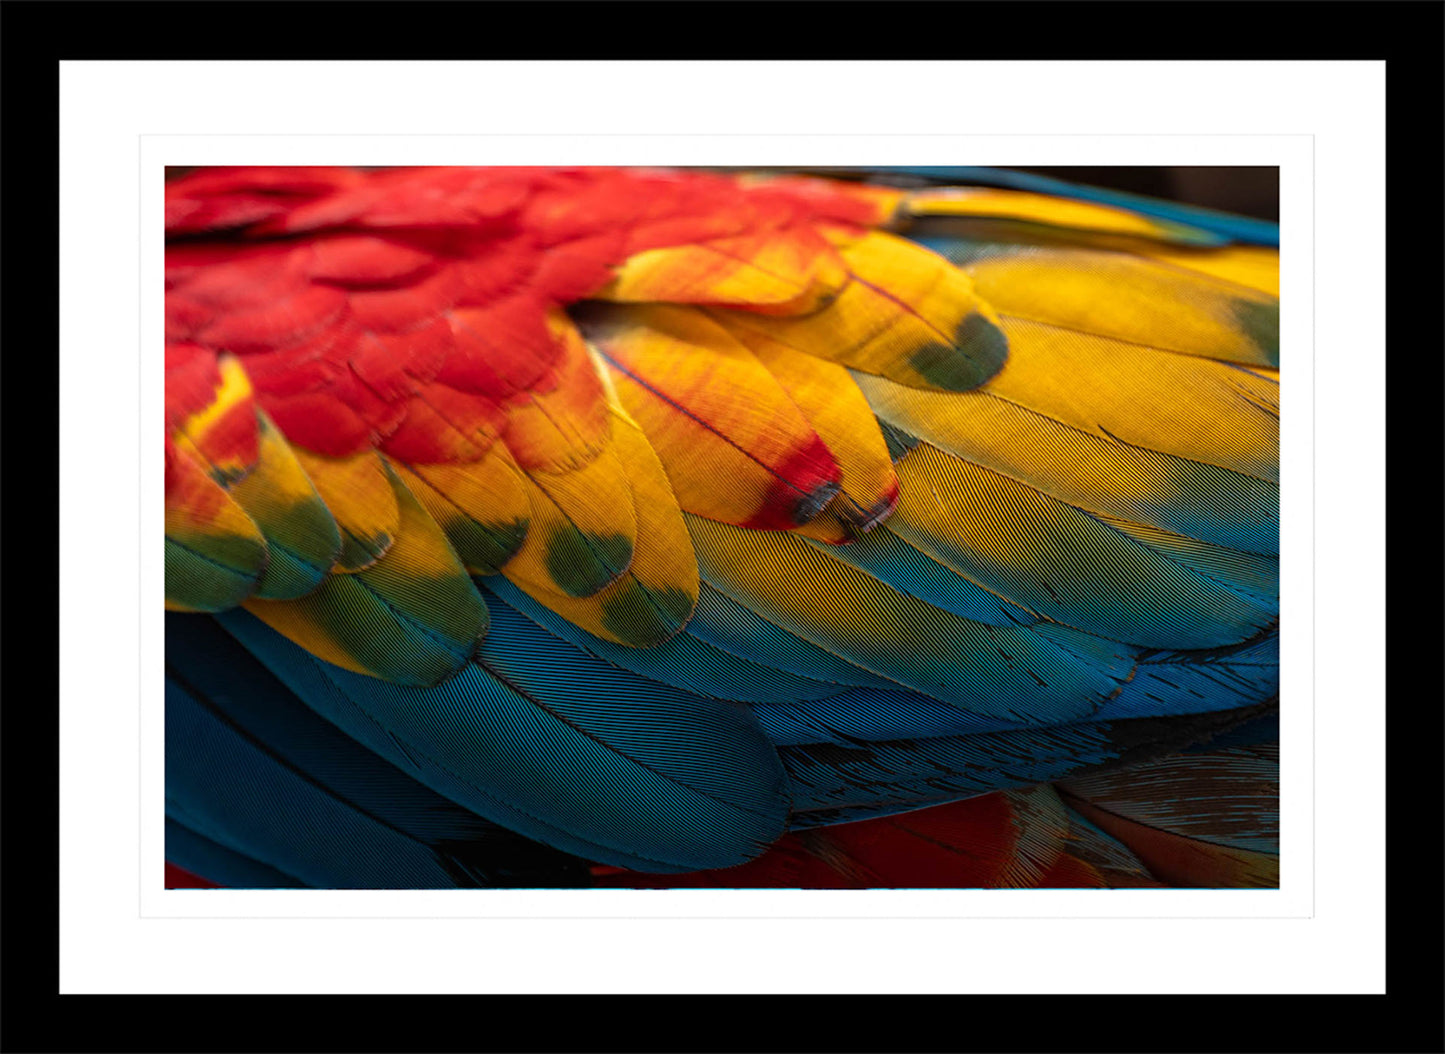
[214,604,791,873]
[687,583,901,690]
[782,705,1276,827]
[166,613,590,887]
[482,575,844,704]
[165,817,306,889]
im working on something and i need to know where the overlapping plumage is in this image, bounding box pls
[164,166,1280,887]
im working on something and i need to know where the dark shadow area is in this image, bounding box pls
[1014,166,1279,220]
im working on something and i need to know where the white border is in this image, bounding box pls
[136,131,1314,926]
[60,60,1384,995]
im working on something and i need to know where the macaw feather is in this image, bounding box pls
[499,443,637,600]
[1056,808,1162,888]
[165,817,306,889]
[780,703,1274,826]
[855,360,1279,557]
[392,450,530,576]
[596,785,1080,889]
[597,224,851,316]
[915,233,1279,368]
[484,576,834,705]
[166,614,589,888]
[903,186,1227,247]
[712,230,1010,393]
[687,583,901,691]
[164,166,365,235]
[982,318,1278,480]
[1138,244,1281,296]
[227,409,343,599]
[496,311,612,472]
[685,513,1133,723]
[288,447,399,572]
[499,407,699,647]
[886,441,1275,650]
[751,686,1027,747]
[242,462,488,687]
[168,672,476,888]
[582,302,844,532]
[723,322,900,533]
[215,602,791,873]
[1096,628,1279,721]
[1058,745,1280,888]
[820,166,1280,246]
[169,354,262,483]
[164,437,268,612]
[811,520,1041,628]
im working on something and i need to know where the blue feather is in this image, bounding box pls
[482,575,842,704]
[688,516,1137,725]
[166,613,589,887]
[806,527,1037,628]
[166,676,473,888]
[780,722,1124,823]
[165,817,305,889]
[214,605,790,873]
[780,704,1275,827]
[687,583,900,690]
[1093,627,1279,721]
[750,687,1027,747]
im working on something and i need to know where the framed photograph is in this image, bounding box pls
[7,4,1438,1051]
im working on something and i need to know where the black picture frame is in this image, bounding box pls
[4,3,1439,1051]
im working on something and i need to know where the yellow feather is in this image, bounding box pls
[499,439,637,600]
[714,230,1008,392]
[957,246,1278,368]
[722,319,898,533]
[243,463,488,687]
[509,407,699,647]
[599,229,850,316]
[291,447,400,572]
[905,187,1216,245]
[164,469,268,613]
[395,448,531,576]
[1139,244,1280,296]
[227,410,343,599]
[171,355,259,483]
